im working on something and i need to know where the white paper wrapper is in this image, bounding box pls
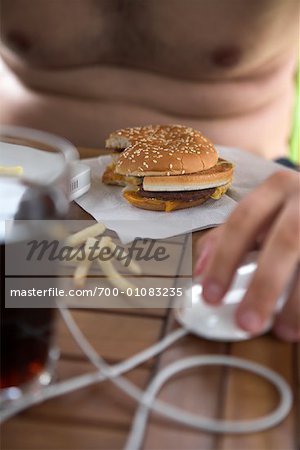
[75,147,284,243]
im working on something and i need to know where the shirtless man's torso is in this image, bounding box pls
[0,0,298,157]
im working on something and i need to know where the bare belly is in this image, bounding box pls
[0,0,298,157]
[0,52,296,158]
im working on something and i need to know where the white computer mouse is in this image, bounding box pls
[175,252,288,342]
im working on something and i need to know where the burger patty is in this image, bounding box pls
[138,187,216,201]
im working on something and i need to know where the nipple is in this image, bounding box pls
[5,31,32,54]
[212,46,241,68]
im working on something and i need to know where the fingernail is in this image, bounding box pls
[238,310,263,333]
[194,243,212,275]
[202,279,223,303]
[274,323,300,342]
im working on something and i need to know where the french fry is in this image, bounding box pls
[95,236,138,294]
[0,165,23,176]
[70,233,141,295]
[82,236,141,275]
[63,248,84,264]
[73,260,92,288]
[105,239,142,275]
[73,237,99,286]
[97,258,137,295]
[65,223,106,248]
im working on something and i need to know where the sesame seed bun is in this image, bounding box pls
[105,125,162,150]
[115,126,218,176]
[143,159,234,191]
[106,124,205,150]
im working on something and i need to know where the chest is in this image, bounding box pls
[1,0,293,79]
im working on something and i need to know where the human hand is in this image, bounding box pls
[194,170,300,342]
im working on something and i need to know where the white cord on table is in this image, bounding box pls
[0,304,293,450]
[59,306,293,438]
[125,355,293,450]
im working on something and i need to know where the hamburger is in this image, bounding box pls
[114,125,234,212]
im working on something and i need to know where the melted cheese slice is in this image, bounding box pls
[210,182,231,199]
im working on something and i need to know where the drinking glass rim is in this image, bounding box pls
[0,125,79,185]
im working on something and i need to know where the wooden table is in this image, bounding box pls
[1,148,299,450]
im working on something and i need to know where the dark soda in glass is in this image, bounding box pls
[0,242,56,390]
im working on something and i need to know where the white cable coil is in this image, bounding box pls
[0,304,293,450]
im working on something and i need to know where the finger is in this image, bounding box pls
[194,227,222,276]
[201,175,286,304]
[273,271,300,342]
[235,195,300,334]
[255,220,274,247]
